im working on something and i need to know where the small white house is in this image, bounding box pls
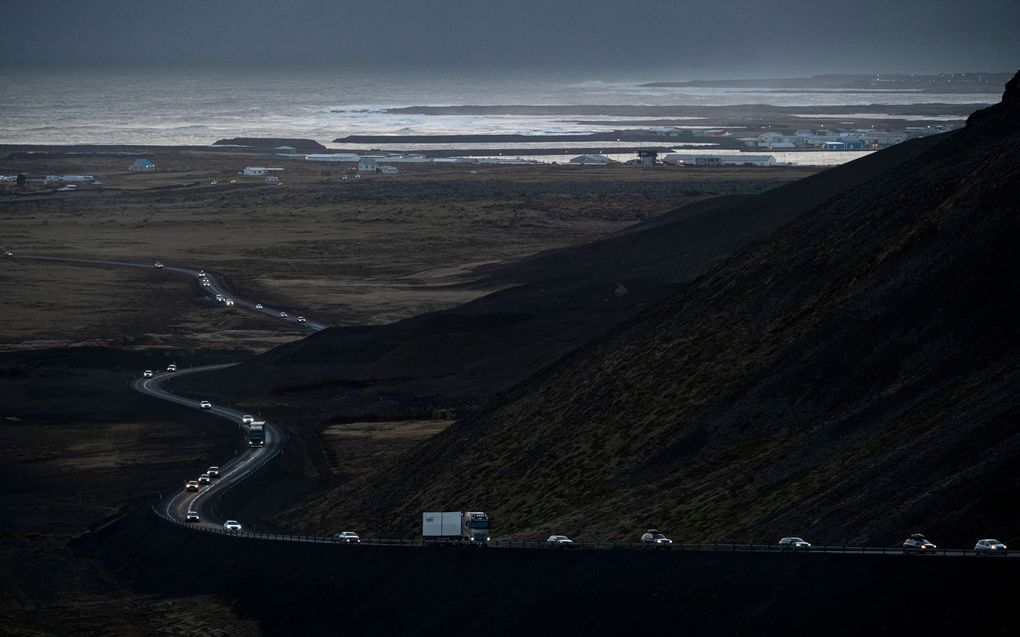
[358,157,377,172]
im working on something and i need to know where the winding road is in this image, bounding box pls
[16,255,328,331]
[9,253,1017,556]
[134,365,286,528]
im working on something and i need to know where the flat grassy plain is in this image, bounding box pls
[1,149,817,351]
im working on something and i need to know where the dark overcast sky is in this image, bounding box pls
[1,0,1017,76]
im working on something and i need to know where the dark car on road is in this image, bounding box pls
[778,536,812,549]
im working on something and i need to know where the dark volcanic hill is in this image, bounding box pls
[293,73,1020,544]
[180,134,943,420]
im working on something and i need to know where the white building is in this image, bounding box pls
[357,157,377,172]
[305,153,360,162]
[243,167,285,176]
[375,154,430,163]
[378,165,399,174]
[45,175,95,183]
[665,154,776,167]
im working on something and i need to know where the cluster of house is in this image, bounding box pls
[748,125,954,151]
[567,151,780,167]
[303,153,538,170]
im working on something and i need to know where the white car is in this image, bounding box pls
[166,363,177,372]
[186,510,200,523]
[143,369,153,378]
[201,279,211,287]
[224,299,234,306]
[199,400,212,409]
[902,534,936,552]
[207,466,220,478]
[198,473,211,485]
[185,480,200,492]
[198,270,206,277]
[640,530,673,545]
[223,520,242,533]
[241,415,254,425]
[4,250,13,257]
[297,316,306,323]
[333,531,361,544]
[778,536,811,549]
[280,312,288,318]
[153,261,164,269]
[215,294,225,302]
[255,304,264,310]
[975,539,1007,553]
[546,535,573,544]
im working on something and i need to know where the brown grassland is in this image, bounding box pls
[1,148,817,351]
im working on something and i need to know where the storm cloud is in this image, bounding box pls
[1,0,1018,76]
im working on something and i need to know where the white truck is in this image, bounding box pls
[422,511,490,545]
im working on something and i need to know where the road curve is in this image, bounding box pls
[133,364,286,528]
[14,255,328,331]
[11,254,1016,556]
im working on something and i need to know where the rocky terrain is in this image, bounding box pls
[288,74,1020,545]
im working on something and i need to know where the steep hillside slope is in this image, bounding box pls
[177,134,942,420]
[297,73,1020,544]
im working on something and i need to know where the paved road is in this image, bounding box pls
[11,254,1015,557]
[133,365,286,529]
[14,254,328,331]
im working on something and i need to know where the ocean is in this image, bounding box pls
[0,68,996,163]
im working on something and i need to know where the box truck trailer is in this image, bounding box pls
[422,511,490,544]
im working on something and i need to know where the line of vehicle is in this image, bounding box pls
[17,254,1011,558]
[14,255,327,331]
[133,365,285,529]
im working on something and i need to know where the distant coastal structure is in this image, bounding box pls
[636,150,658,167]
[44,175,95,183]
[663,153,777,167]
[305,153,360,162]
[243,167,285,177]
[128,158,155,172]
[748,127,918,150]
[569,154,613,165]
[357,157,377,172]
